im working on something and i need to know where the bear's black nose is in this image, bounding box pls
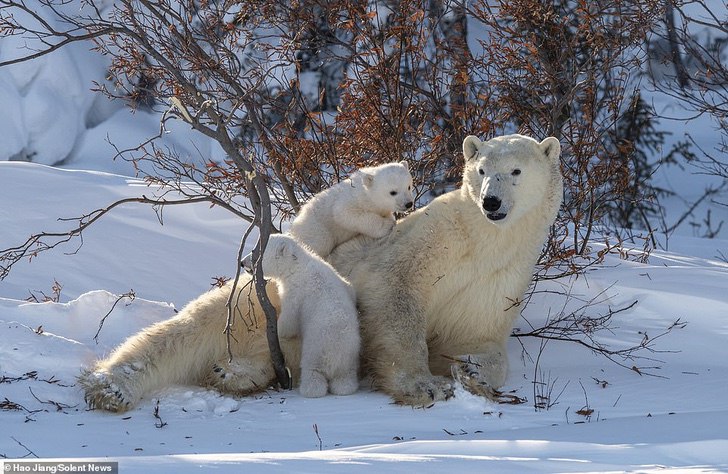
[482,196,501,212]
[405,201,413,209]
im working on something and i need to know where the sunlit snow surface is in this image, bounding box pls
[1,0,728,468]
[1,162,727,472]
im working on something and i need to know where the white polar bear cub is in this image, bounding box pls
[288,161,414,258]
[242,234,360,397]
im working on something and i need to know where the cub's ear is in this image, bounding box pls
[360,170,375,188]
[462,135,482,162]
[539,137,561,162]
[399,160,409,171]
[274,238,299,261]
[273,241,286,258]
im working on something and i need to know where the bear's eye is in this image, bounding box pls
[512,169,521,176]
[390,191,398,196]
[478,169,485,176]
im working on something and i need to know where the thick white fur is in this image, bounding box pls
[328,134,563,404]
[78,279,286,412]
[242,235,360,398]
[79,134,562,411]
[288,162,413,258]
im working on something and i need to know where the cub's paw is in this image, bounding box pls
[299,369,328,398]
[370,215,396,238]
[77,369,136,413]
[329,374,359,396]
[393,374,454,407]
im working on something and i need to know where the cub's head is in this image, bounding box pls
[462,134,561,226]
[242,234,304,278]
[358,161,414,215]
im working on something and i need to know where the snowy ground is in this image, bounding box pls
[1,162,727,473]
[1,4,728,468]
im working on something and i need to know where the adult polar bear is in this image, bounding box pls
[328,133,562,404]
[79,133,562,411]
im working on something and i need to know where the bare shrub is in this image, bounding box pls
[0,0,689,394]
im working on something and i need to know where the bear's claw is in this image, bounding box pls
[393,375,454,406]
[78,369,135,413]
[451,362,497,400]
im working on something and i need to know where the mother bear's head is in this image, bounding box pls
[462,134,562,226]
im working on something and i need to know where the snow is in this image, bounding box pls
[0,163,244,306]
[0,9,107,166]
[2,162,728,472]
[1,3,728,472]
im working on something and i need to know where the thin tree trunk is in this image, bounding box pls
[665,1,690,89]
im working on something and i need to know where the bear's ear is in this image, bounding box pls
[399,160,409,171]
[539,137,561,163]
[360,170,375,188]
[273,239,298,261]
[462,135,482,162]
[273,239,288,258]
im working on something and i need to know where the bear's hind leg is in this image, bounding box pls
[205,357,276,396]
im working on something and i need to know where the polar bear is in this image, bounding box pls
[327,133,562,404]
[79,133,562,411]
[288,161,414,257]
[241,234,360,398]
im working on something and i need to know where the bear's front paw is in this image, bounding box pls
[451,359,498,400]
[451,352,507,400]
[370,215,396,238]
[451,361,527,405]
[393,375,453,407]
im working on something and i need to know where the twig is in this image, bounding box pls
[94,291,136,343]
[515,276,686,379]
[575,380,594,419]
[1,371,38,384]
[10,437,38,458]
[313,423,323,451]
[663,185,723,237]
[225,223,257,361]
[153,400,167,428]
[1,195,244,281]
[28,387,77,412]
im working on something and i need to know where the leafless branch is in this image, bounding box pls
[93,291,136,343]
[515,288,685,377]
[10,436,39,458]
[0,195,247,281]
[28,386,78,412]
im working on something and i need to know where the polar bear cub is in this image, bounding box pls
[288,161,414,258]
[243,234,360,397]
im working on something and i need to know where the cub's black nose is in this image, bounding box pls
[405,201,413,209]
[482,196,501,212]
